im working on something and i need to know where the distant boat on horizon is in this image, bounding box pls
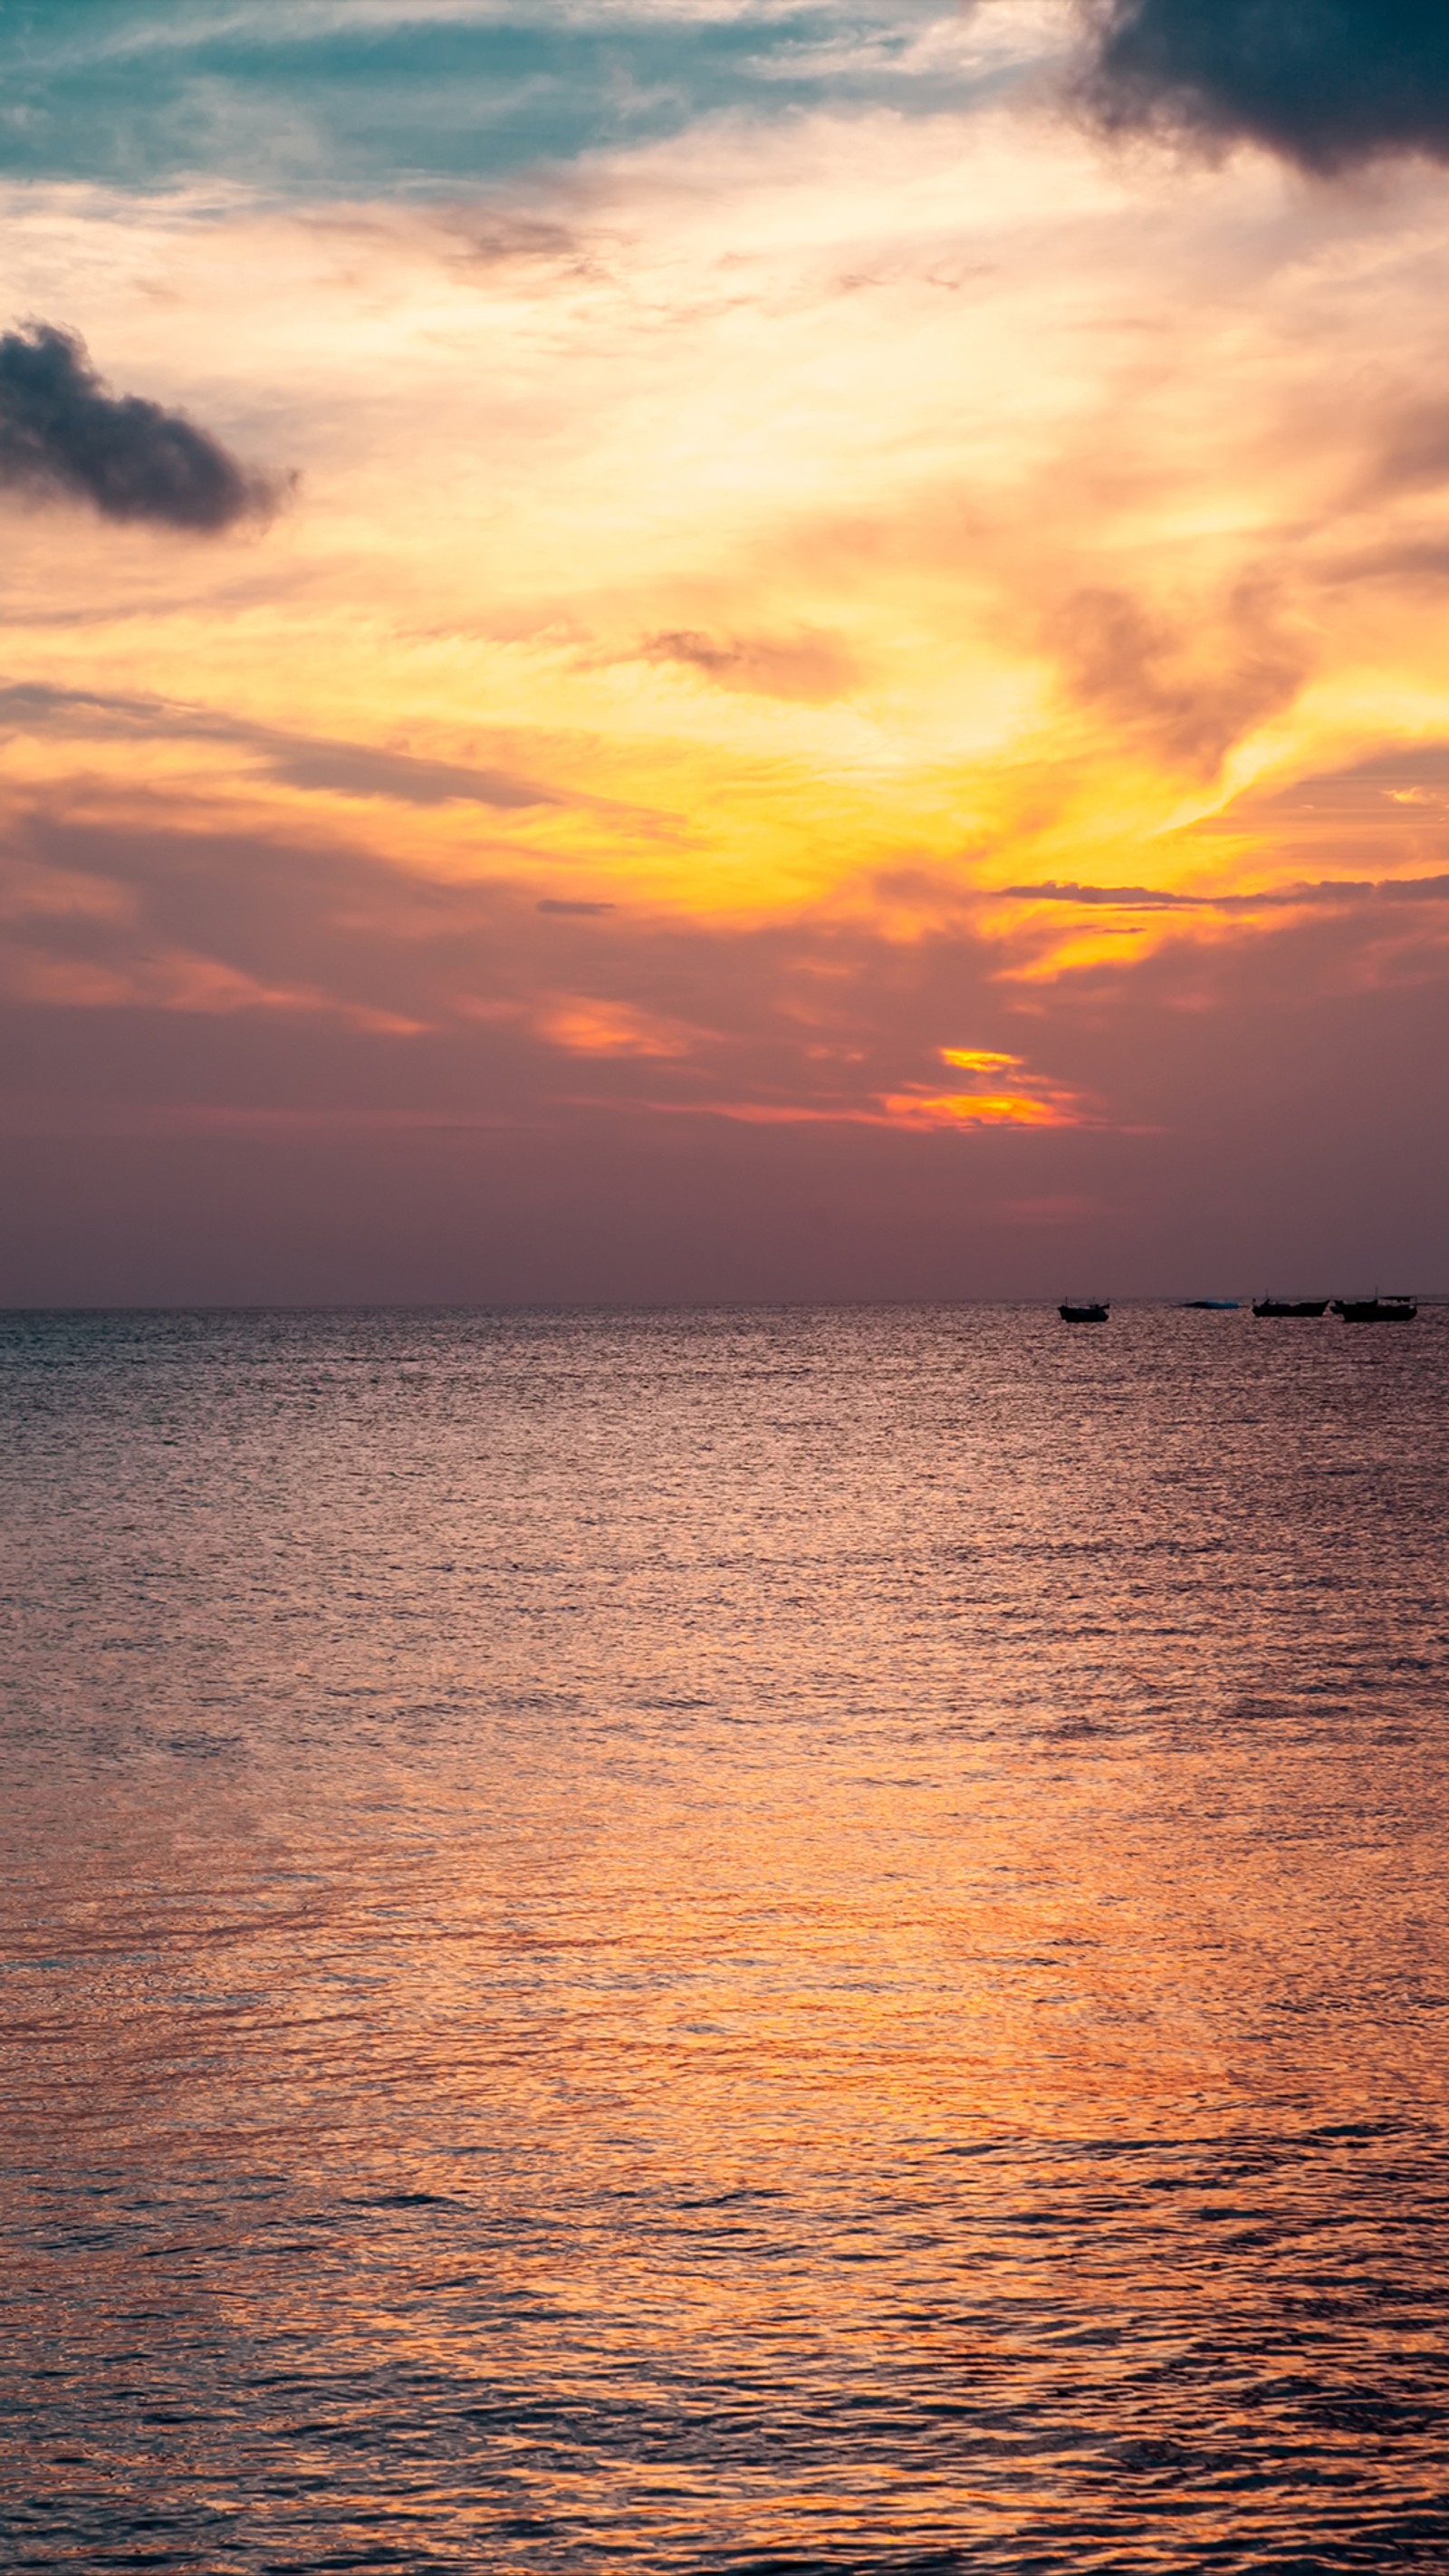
[1252,1297,1329,1318]
[1059,1300,1108,1323]
[1331,1295,1417,1322]
[1182,1299,1239,1309]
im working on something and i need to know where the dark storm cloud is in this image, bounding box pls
[0,323,282,531]
[1074,0,1449,173]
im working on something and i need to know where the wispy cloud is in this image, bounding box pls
[1001,875,1449,911]
[640,626,858,702]
[0,683,558,810]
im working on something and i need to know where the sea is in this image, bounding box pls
[2,1302,1447,2573]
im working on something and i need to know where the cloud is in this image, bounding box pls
[0,681,558,811]
[1051,582,1307,774]
[539,997,699,1056]
[1073,0,1449,174]
[0,804,1079,1132]
[1002,873,1449,910]
[1006,879,1200,908]
[641,627,859,703]
[4,806,1449,1303]
[264,737,548,807]
[9,101,1449,956]
[0,323,283,531]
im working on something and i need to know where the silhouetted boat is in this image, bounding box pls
[1252,1298,1328,1318]
[1059,1301,1108,1323]
[1183,1299,1239,1309]
[1331,1295,1417,1322]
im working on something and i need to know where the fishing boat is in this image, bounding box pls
[1252,1298,1329,1318]
[1183,1299,1239,1309]
[1331,1295,1417,1322]
[1059,1300,1108,1323]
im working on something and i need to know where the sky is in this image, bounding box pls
[3,0,1449,1302]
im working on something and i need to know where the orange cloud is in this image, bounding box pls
[938,1047,1022,1072]
[876,1044,1089,1127]
[878,1089,1080,1129]
[538,998,701,1057]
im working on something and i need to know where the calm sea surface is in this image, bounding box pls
[2,1303,1448,2572]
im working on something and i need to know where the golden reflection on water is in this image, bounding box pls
[2,1305,1447,2570]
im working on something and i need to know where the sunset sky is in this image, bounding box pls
[4,0,1449,1302]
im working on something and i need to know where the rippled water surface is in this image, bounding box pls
[3,1302,1448,2571]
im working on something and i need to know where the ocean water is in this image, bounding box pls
[1,1302,1447,2574]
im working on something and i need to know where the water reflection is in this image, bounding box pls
[2,1305,1447,2568]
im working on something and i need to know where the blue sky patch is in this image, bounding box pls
[0,1,1038,194]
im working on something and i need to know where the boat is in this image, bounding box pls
[1059,1300,1108,1323]
[1252,1298,1329,1318]
[1183,1299,1239,1309]
[1330,1295,1417,1322]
